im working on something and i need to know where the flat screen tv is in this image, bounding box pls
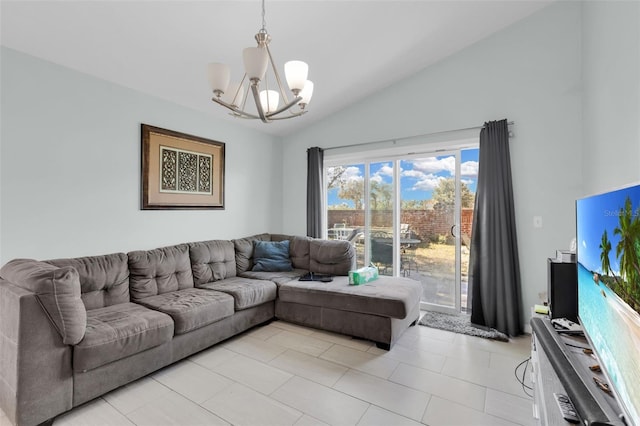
[576,182,640,426]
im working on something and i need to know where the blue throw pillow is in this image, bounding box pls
[252,240,293,272]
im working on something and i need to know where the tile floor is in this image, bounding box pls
[0,318,535,426]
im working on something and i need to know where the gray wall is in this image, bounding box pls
[280,1,585,330]
[0,47,282,262]
[581,0,640,194]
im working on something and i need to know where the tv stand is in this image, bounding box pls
[530,318,625,425]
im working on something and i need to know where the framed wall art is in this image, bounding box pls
[141,124,225,209]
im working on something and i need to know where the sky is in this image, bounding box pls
[576,183,640,275]
[327,148,479,208]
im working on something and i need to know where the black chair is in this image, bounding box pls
[371,238,393,274]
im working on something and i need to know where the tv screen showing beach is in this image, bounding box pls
[576,183,640,425]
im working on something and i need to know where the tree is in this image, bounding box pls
[326,166,347,190]
[370,181,392,210]
[432,178,474,209]
[337,180,364,209]
[599,230,612,276]
[613,197,640,300]
[327,166,364,209]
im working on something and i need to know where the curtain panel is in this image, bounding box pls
[306,147,324,238]
[469,119,523,336]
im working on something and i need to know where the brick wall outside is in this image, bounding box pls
[328,208,474,243]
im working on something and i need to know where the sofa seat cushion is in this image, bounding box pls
[74,302,174,372]
[135,288,234,334]
[277,276,422,319]
[239,269,306,285]
[197,276,277,310]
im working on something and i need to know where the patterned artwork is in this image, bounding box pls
[160,146,212,195]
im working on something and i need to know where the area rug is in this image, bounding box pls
[418,311,509,342]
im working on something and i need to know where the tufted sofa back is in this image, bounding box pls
[189,240,236,285]
[128,244,194,300]
[47,253,129,310]
[232,233,271,273]
[309,239,355,275]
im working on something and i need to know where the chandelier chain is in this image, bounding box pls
[261,0,267,31]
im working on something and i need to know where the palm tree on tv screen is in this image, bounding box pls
[613,197,640,308]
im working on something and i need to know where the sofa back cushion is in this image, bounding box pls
[189,240,237,285]
[128,244,194,300]
[47,253,129,310]
[233,233,271,273]
[309,239,355,275]
[0,259,87,345]
[271,234,311,270]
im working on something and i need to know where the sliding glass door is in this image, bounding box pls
[325,147,478,314]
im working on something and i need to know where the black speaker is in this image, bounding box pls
[547,258,578,322]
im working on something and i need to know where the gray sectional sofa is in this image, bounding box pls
[0,233,421,426]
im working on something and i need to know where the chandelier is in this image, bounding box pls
[207,0,313,123]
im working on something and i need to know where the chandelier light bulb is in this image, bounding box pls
[284,60,308,95]
[243,47,269,81]
[299,80,314,106]
[259,90,279,113]
[207,63,230,96]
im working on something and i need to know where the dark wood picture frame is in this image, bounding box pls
[141,124,225,210]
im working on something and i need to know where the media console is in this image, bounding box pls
[530,317,625,425]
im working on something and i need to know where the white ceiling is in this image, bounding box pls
[1,0,553,137]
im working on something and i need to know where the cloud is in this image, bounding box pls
[402,170,426,179]
[370,174,383,184]
[327,166,362,184]
[412,174,446,191]
[460,161,478,177]
[378,164,394,177]
[410,157,455,175]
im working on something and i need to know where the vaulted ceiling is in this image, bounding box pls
[1,1,553,136]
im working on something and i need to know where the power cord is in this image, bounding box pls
[514,357,533,398]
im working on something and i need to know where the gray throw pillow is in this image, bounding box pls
[252,240,293,272]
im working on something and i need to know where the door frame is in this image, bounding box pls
[324,140,478,314]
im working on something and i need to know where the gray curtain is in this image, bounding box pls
[469,119,522,336]
[306,147,324,238]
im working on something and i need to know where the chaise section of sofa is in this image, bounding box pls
[276,275,421,349]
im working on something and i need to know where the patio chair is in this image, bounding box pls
[371,238,393,274]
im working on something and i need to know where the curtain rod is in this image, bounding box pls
[323,120,515,152]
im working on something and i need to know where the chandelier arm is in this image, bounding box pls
[250,83,270,123]
[265,44,292,105]
[211,97,262,120]
[239,76,250,112]
[265,96,303,118]
[262,110,308,120]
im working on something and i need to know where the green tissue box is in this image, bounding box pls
[349,265,379,285]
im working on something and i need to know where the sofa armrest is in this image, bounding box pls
[0,280,73,426]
